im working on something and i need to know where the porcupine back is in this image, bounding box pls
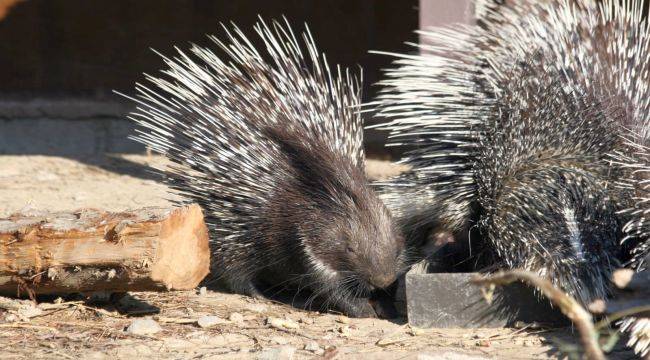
[486,4,650,354]
[373,0,650,303]
[123,19,362,284]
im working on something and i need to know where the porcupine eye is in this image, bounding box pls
[344,236,357,255]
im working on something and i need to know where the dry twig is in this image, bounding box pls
[471,270,605,360]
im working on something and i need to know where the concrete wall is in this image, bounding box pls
[0,100,140,156]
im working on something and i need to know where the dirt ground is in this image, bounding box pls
[0,154,637,359]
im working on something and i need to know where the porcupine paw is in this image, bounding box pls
[337,297,377,318]
[370,295,399,319]
[228,278,266,300]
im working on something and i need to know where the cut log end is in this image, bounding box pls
[0,204,210,296]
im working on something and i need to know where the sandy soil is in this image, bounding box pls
[0,155,635,359]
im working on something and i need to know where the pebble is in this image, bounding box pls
[267,317,300,330]
[304,341,324,355]
[197,315,229,328]
[257,346,296,360]
[125,319,162,336]
[198,286,207,296]
[229,312,244,323]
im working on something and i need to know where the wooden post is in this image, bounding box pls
[0,204,210,296]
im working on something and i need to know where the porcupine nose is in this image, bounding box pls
[369,273,397,289]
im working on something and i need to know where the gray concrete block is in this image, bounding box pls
[395,259,431,317]
[406,272,568,328]
[0,118,143,156]
[0,100,130,120]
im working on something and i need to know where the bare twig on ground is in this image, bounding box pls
[471,270,605,360]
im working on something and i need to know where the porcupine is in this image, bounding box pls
[611,107,650,357]
[372,0,650,305]
[119,18,406,318]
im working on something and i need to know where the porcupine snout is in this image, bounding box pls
[368,237,404,289]
[361,204,405,290]
[329,189,406,291]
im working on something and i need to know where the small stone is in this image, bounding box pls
[198,287,207,296]
[197,315,229,328]
[267,317,300,330]
[125,318,162,336]
[256,346,296,360]
[304,341,321,353]
[229,312,244,323]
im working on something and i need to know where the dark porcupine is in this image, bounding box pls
[373,0,650,307]
[119,19,406,318]
[611,98,650,358]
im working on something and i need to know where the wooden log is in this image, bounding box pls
[0,204,210,296]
